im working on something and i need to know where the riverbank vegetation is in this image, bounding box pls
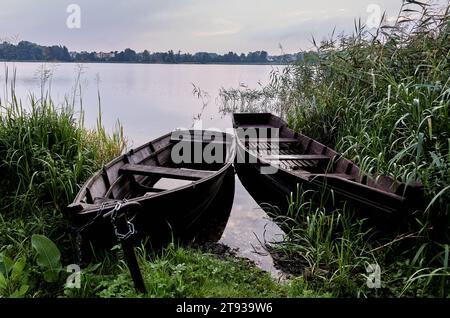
[221,1,449,297]
[0,69,125,297]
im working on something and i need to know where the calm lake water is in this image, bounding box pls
[2,61,285,275]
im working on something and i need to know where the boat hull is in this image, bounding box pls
[75,165,235,250]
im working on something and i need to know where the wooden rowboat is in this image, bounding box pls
[67,130,236,254]
[232,113,423,229]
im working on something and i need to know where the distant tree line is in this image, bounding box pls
[0,41,310,64]
[0,41,71,61]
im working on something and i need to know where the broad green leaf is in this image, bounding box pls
[31,234,61,282]
[44,270,59,283]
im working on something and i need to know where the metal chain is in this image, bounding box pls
[74,201,111,264]
[74,198,141,264]
[109,199,141,242]
[76,201,110,234]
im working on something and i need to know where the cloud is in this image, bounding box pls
[194,19,241,37]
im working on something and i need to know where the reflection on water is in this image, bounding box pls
[220,177,285,276]
[2,62,286,276]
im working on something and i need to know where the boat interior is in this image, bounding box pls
[233,113,406,195]
[76,130,234,206]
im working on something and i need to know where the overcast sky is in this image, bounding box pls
[0,0,443,54]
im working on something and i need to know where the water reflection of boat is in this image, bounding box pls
[67,130,236,254]
[232,113,423,230]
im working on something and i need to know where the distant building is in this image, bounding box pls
[95,52,115,59]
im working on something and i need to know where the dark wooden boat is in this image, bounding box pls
[232,113,423,229]
[67,130,236,253]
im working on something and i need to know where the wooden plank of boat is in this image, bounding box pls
[119,164,214,181]
[263,154,330,161]
[170,135,231,145]
[236,124,274,128]
[308,173,406,211]
[311,173,355,180]
[134,183,166,193]
[243,138,299,143]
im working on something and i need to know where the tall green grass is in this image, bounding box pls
[0,67,125,216]
[221,1,450,297]
[0,66,126,296]
[290,2,449,238]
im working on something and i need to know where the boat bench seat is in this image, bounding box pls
[170,136,230,145]
[291,171,356,181]
[263,154,330,161]
[310,173,355,180]
[243,138,299,143]
[120,164,214,181]
[237,124,274,128]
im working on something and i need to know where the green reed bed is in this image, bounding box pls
[221,1,449,297]
[284,2,450,237]
[0,69,126,297]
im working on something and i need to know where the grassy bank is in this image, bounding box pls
[64,244,327,298]
[221,1,449,297]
